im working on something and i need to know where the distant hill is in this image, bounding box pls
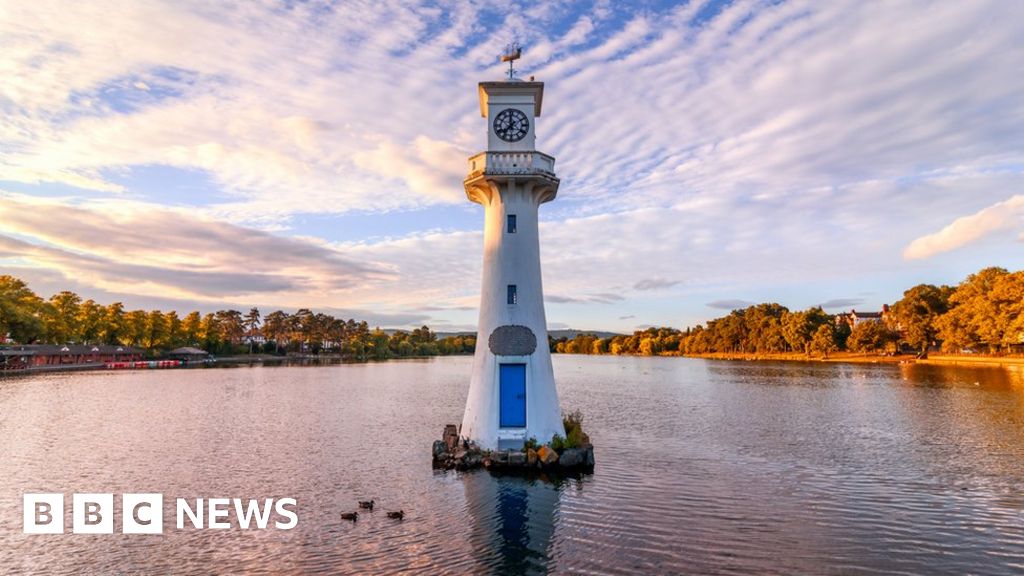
[434,329,622,340]
[548,329,622,340]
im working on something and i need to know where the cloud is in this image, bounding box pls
[546,292,625,304]
[633,278,680,291]
[817,298,864,309]
[706,299,755,310]
[0,193,390,303]
[903,195,1024,259]
[3,1,1021,224]
[2,0,1023,332]
[352,135,468,205]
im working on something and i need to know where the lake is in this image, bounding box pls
[1,356,1023,574]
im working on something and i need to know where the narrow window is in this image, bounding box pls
[507,214,517,233]
[507,284,518,305]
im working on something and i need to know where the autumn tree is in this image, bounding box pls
[123,310,148,347]
[781,307,831,355]
[846,321,893,353]
[102,303,126,345]
[937,267,1024,353]
[810,324,838,358]
[44,291,82,343]
[244,307,261,353]
[181,311,202,346]
[142,310,169,351]
[889,284,952,353]
[262,310,288,353]
[0,275,44,343]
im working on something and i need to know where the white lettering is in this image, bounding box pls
[72,493,113,534]
[274,498,298,530]
[208,498,230,529]
[176,498,203,529]
[233,499,273,529]
[23,494,64,534]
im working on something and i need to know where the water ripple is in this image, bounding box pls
[1,357,1023,574]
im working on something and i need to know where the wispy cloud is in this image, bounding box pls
[1,0,1022,329]
[817,298,864,310]
[706,299,755,310]
[633,278,681,291]
[0,193,390,303]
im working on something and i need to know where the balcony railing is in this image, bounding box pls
[467,151,556,178]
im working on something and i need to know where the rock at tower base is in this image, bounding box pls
[430,424,595,475]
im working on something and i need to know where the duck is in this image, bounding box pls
[386,510,404,520]
[358,499,375,510]
[340,512,359,522]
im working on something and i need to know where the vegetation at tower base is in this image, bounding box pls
[431,410,595,475]
[0,275,474,360]
[548,266,1024,359]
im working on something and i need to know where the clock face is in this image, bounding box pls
[493,108,530,143]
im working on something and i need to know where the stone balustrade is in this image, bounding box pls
[467,151,556,178]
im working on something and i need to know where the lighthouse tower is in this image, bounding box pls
[460,65,562,451]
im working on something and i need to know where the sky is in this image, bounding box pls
[2,0,1023,333]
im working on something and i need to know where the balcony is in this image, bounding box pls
[466,151,556,179]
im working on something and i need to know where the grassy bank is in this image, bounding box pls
[918,355,1024,367]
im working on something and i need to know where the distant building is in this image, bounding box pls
[0,344,143,371]
[167,347,210,361]
[836,305,891,329]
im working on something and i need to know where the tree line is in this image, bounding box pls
[551,266,1024,357]
[4,266,1020,360]
[0,275,475,359]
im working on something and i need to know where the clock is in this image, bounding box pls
[493,108,529,142]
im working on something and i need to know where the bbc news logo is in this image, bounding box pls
[24,494,298,534]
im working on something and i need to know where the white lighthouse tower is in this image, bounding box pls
[461,54,562,451]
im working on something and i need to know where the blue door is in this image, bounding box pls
[499,363,527,428]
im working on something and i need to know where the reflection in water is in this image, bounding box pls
[463,473,560,575]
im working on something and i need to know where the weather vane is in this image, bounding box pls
[501,42,522,80]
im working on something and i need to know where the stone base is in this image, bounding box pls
[431,425,595,474]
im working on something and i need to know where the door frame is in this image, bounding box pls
[496,357,528,429]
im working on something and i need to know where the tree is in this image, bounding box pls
[810,324,837,358]
[76,299,105,344]
[199,313,221,352]
[936,267,1021,352]
[411,325,435,344]
[262,310,288,353]
[142,310,169,351]
[123,310,148,347]
[244,307,261,353]
[847,321,893,353]
[181,311,202,346]
[165,311,182,348]
[889,284,952,353]
[782,307,831,355]
[216,310,245,348]
[102,303,126,345]
[0,275,44,343]
[369,328,391,360]
[44,290,82,343]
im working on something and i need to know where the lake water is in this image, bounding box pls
[1,356,1023,574]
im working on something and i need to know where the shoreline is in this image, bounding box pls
[680,352,1024,367]
[681,352,907,364]
[6,351,1024,377]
